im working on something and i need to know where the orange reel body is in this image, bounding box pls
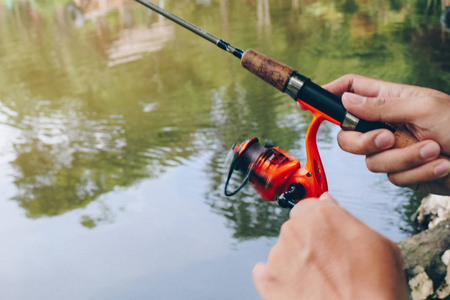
[225,105,329,207]
[249,146,322,201]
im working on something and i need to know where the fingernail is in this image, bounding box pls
[343,92,366,105]
[434,161,450,177]
[420,143,440,160]
[319,192,337,204]
[319,192,329,201]
[375,131,394,150]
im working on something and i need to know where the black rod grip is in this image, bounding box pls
[297,80,393,133]
[354,118,394,133]
[296,80,347,124]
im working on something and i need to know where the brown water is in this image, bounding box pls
[0,0,449,299]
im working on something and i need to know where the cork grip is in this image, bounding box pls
[394,128,450,187]
[393,128,420,148]
[241,49,294,92]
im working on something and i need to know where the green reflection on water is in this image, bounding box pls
[0,0,448,235]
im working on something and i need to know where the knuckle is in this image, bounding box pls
[387,173,402,186]
[336,74,358,92]
[341,73,356,82]
[344,73,364,82]
[375,97,389,106]
[370,97,389,119]
[365,156,379,172]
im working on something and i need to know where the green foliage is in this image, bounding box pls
[0,0,448,236]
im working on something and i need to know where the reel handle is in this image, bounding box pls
[278,183,305,209]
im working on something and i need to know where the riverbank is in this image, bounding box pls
[399,194,450,300]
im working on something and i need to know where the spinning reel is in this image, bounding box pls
[224,109,329,209]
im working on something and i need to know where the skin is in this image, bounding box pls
[314,74,450,195]
[253,76,449,299]
[253,193,409,300]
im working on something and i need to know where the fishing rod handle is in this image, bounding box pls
[240,49,450,187]
[241,49,417,145]
[241,49,388,130]
[241,49,293,92]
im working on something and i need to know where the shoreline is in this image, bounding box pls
[399,194,450,300]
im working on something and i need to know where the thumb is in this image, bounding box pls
[318,192,338,204]
[342,92,417,123]
[252,262,268,293]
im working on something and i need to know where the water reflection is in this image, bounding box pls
[107,20,175,66]
[1,2,450,298]
[0,0,449,238]
[256,0,271,38]
[0,0,203,227]
[66,0,176,66]
[442,3,450,31]
[349,12,376,38]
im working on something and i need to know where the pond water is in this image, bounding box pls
[0,0,449,299]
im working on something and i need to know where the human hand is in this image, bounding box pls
[252,193,409,300]
[322,74,450,195]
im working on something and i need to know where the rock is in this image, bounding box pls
[414,195,450,230]
[399,219,450,299]
[408,266,434,300]
[436,250,450,299]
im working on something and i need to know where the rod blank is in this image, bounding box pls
[135,0,220,44]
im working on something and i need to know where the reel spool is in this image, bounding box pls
[224,111,328,208]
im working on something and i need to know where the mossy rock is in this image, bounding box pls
[399,219,450,299]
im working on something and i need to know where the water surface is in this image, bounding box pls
[0,0,449,299]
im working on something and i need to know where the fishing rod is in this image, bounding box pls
[135,0,449,206]
[136,0,393,133]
